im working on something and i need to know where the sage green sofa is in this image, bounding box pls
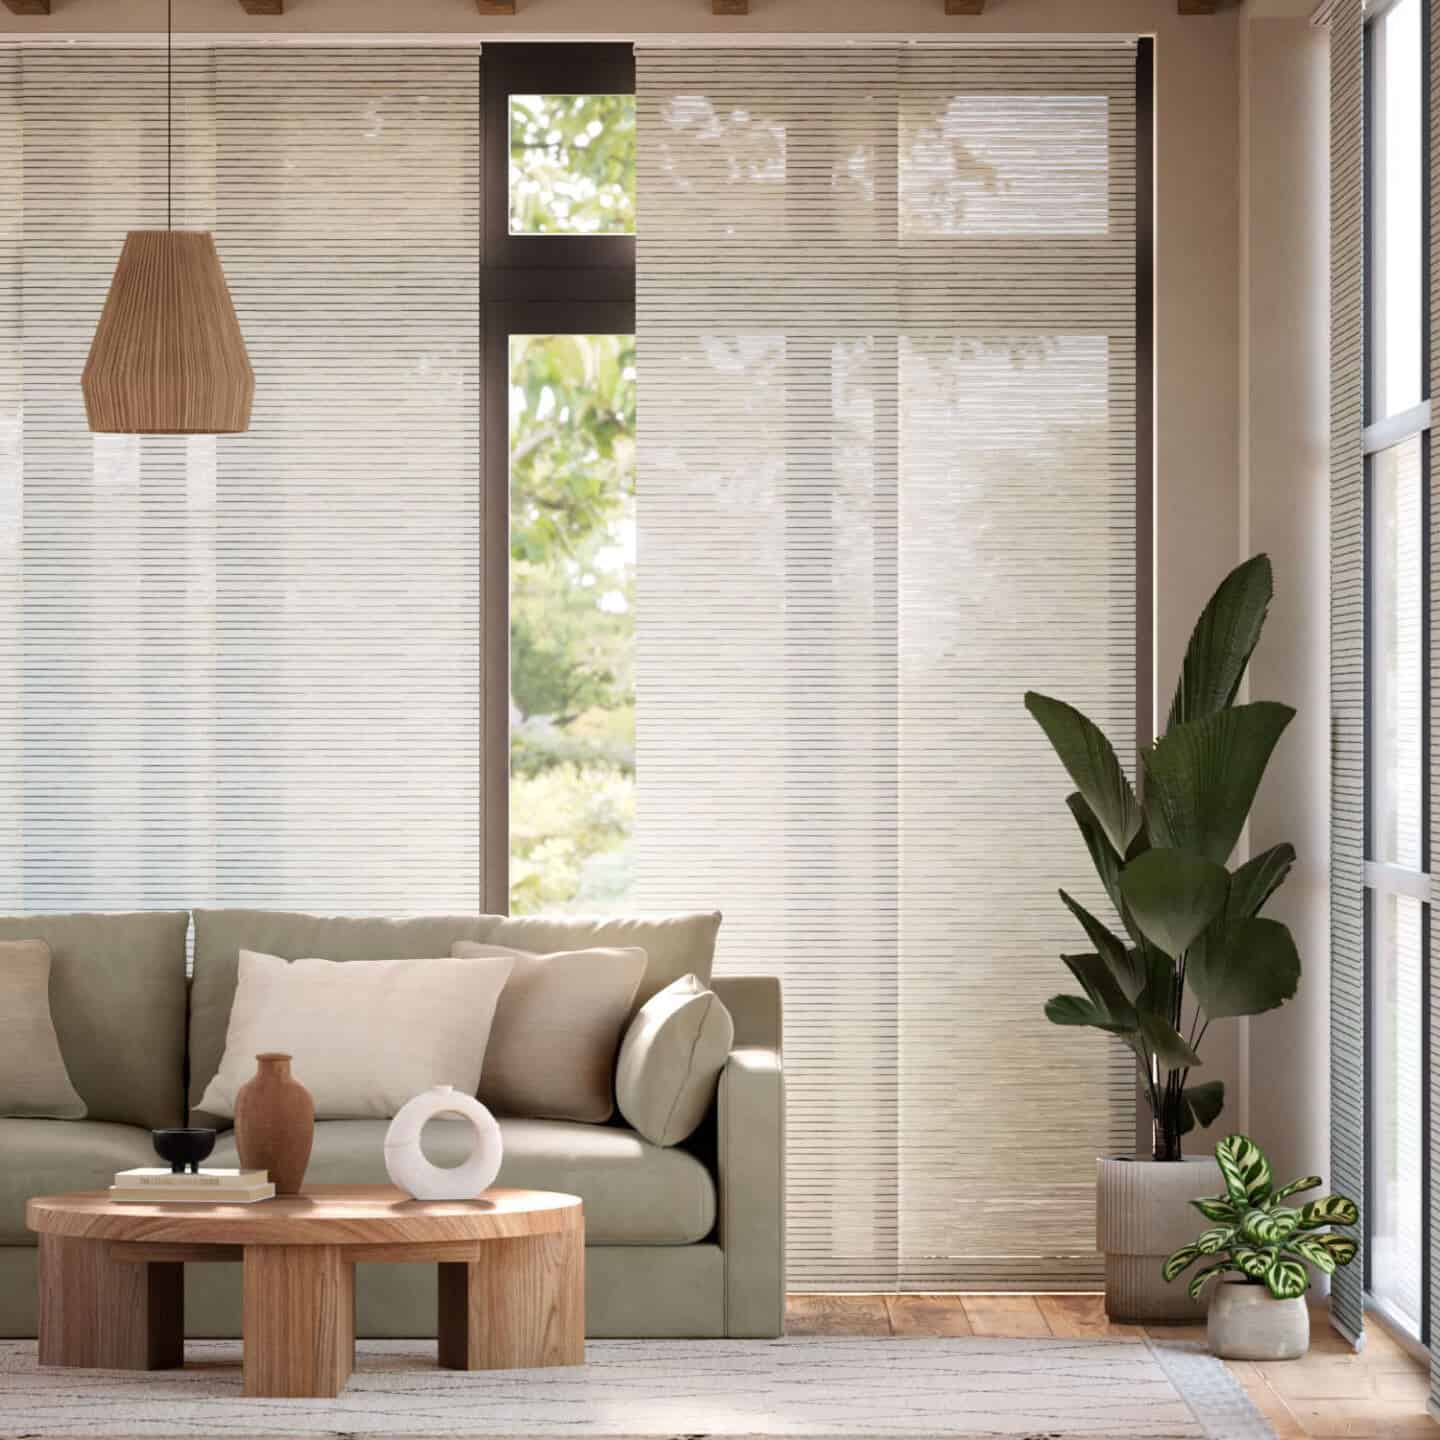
[0,909,785,1341]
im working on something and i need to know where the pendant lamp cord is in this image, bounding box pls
[166,0,172,230]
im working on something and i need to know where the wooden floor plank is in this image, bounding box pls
[785,1293,891,1337]
[1257,1355,1383,1401]
[1036,1292,1144,1340]
[1279,1395,1438,1438]
[1360,1322,1430,1372]
[885,1294,973,1337]
[1374,1368,1431,1405]
[960,1293,1053,1338]
[1143,1320,1209,1344]
[1227,1361,1309,1440]
[781,1293,1434,1438]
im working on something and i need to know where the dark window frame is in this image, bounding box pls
[481,44,637,912]
[1134,37,1158,1154]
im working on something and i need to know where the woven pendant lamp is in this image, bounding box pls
[82,1,253,435]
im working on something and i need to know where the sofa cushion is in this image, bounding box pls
[451,942,646,1123]
[0,941,86,1120]
[210,1117,716,1246]
[617,974,735,1147]
[0,1119,157,1244]
[484,912,723,1014]
[0,913,188,1129]
[190,910,503,1117]
[198,949,515,1120]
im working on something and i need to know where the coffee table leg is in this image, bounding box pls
[438,1227,584,1370]
[242,1244,354,1397]
[37,1235,183,1370]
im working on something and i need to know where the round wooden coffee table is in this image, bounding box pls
[26,1184,584,1398]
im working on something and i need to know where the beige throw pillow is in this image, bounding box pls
[616,973,734,1147]
[0,940,86,1119]
[451,941,646,1122]
[197,949,514,1120]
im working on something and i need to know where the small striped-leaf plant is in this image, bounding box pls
[1162,1135,1359,1302]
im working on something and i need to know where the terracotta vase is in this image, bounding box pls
[234,1053,314,1195]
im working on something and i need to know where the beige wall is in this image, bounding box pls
[1,0,1253,1155]
[1240,14,1333,1191]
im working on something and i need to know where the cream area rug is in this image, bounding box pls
[0,1336,1274,1440]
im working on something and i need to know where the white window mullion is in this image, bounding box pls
[1363,398,1432,453]
[1364,861,1433,901]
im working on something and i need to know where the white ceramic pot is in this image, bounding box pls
[1096,1155,1226,1323]
[1207,1281,1309,1360]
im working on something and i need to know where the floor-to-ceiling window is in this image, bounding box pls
[1365,0,1431,1344]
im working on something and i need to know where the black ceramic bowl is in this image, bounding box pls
[151,1127,217,1175]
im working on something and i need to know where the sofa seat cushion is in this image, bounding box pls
[0,1119,157,1244]
[211,1117,716,1245]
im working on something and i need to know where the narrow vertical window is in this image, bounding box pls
[508,333,637,915]
[1364,0,1431,1345]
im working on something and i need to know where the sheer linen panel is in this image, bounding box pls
[1316,0,1366,1349]
[0,48,482,917]
[635,45,1137,1290]
[1431,0,1440,1405]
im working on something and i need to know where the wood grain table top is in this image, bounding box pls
[27,1184,582,1247]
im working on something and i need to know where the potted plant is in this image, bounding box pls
[1025,554,1301,1321]
[1164,1134,1359,1359]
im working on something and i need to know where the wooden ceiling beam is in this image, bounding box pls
[946,0,986,13]
[714,0,749,12]
[2,1,52,14]
[477,0,517,12]
[237,0,284,13]
[1177,0,1219,11]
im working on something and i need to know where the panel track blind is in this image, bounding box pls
[1320,0,1366,1350]
[635,45,1138,1290]
[0,48,482,917]
[1429,0,1440,1406]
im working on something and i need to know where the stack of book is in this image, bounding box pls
[111,1168,275,1203]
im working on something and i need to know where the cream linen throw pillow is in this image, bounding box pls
[450,941,646,1122]
[0,939,86,1119]
[197,949,514,1119]
[616,973,734,1146]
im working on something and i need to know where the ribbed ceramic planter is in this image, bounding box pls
[1207,1281,1309,1360]
[1096,1155,1225,1323]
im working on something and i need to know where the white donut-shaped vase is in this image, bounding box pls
[383,1085,503,1201]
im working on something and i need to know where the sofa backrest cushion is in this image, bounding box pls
[0,911,189,1129]
[189,910,500,1117]
[483,911,722,1017]
[0,940,87,1120]
[189,908,726,1120]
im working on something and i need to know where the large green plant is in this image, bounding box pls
[1163,1135,1359,1300]
[1026,554,1300,1160]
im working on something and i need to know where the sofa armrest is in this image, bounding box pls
[717,1045,785,1337]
